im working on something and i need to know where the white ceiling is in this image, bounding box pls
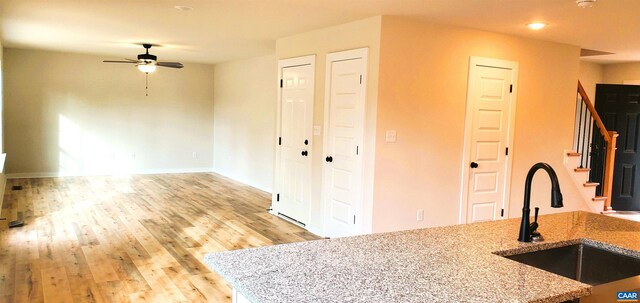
[1,0,639,64]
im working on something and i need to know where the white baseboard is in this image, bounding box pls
[0,154,6,213]
[6,167,215,179]
[211,167,272,193]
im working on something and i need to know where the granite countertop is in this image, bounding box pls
[204,211,640,303]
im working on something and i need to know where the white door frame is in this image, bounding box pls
[459,56,519,224]
[321,48,368,237]
[272,55,316,226]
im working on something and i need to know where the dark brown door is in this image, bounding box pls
[594,84,640,211]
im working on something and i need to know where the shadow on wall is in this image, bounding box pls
[58,114,135,176]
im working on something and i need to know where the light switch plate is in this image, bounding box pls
[385,130,397,143]
[313,125,321,136]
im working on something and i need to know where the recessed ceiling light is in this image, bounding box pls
[576,0,596,8]
[174,5,194,11]
[527,23,546,30]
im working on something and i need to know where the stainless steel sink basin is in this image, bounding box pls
[504,243,640,286]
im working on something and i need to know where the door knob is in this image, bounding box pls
[301,151,308,156]
[325,156,333,163]
[470,162,478,168]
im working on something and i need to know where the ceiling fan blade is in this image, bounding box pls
[103,60,137,64]
[157,62,184,69]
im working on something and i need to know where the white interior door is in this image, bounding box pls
[463,57,518,223]
[275,56,315,225]
[323,48,367,238]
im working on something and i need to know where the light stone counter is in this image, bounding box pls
[204,211,640,303]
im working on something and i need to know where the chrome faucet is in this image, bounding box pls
[518,163,564,242]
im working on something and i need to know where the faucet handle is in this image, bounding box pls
[531,210,544,242]
[529,207,540,235]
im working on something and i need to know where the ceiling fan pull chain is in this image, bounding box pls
[145,73,149,96]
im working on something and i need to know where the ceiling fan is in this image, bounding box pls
[103,44,184,73]
[103,44,183,96]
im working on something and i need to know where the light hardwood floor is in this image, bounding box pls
[0,173,319,303]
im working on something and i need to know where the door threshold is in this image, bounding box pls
[274,212,306,228]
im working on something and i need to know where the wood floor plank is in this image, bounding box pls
[139,219,209,276]
[71,223,100,247]
[187,273,232,302]
[41,265,73,303]
[97,281,130,303]
[1,173,319,302]
[108,251,151,294]
[13,260,44,303]
[81,245,120,283]
[130,263,186,302]
[161,266,208,303]
[15,229,40,264]
[118,218,176,269]
[67,277,105,303]
[64,246,106,303]
[0,241,16,298]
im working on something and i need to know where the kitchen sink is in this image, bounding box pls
[504,243,640,286]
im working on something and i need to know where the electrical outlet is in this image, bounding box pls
[385,130,397,143]
[192,152,198,159]
[417,209,424,221]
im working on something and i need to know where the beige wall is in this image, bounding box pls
[373,16,586,232]
[579,61,603,101]
[276,16,382,233]
[213,55,277,191]
[603,62,640,84]
[0,44,4,153]
[0,44,4,211]
[3,48,215,177]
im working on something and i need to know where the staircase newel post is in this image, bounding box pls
[603,131,618,212]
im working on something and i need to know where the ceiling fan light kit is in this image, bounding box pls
[576,0,596,8]
[137,63,157,73]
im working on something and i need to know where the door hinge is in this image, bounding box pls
[280,79,283,88]
[510,84,513,93]
[505,147,509,156]
[501,209,504,217]
[356,146,359,155]
[359,75,363,84]
[278,137,282,145]
[276,194,280,202]
[353,215,356,224]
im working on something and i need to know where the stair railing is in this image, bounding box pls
[574,81,618,211]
